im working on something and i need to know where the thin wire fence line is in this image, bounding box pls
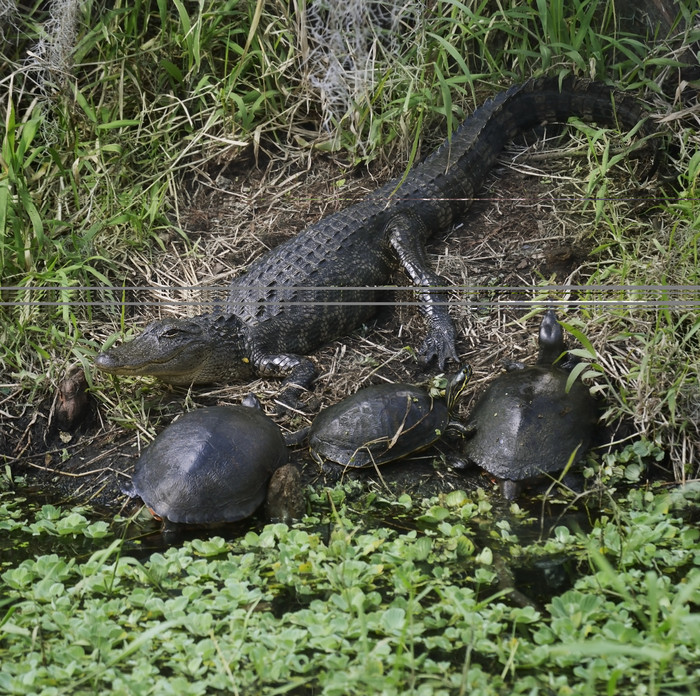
[4,301,696,308]
[187,194,695,207]
[2,285,698,309]
[3,285,697,291]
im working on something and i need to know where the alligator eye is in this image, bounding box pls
[161,328,181,339]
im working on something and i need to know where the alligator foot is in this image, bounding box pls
[252,351,318,413]
[418,328,459,370]
[274,383,311,415]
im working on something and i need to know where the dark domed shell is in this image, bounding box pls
[131,405,288,523]
[309,384,450,468]
[463,365,598,482]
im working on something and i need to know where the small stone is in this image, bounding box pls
[265,464,305,523]
[55,367,91,431]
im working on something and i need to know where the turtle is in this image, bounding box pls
[463,310,599,499]
[126,404,289,524]
[308,365,472,469]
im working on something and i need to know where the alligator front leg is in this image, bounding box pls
[251,350,317,411]
[387,211,459,369]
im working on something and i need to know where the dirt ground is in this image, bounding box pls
[2,123,658,517]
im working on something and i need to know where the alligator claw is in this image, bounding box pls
[418,333,459,370]
[273,383,310,416]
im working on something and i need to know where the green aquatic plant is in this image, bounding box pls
[1,481,698,695]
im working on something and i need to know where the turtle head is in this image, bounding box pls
[445,364,473,411]
[537,310,567,366]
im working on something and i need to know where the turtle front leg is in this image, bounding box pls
[388,212,459,369]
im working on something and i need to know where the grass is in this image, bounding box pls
[0,3,697,469]
[1,1,698,474]
[0,2,699,690]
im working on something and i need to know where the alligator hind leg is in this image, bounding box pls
[387,212,459,369]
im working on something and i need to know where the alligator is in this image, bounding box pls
[96,75,656,402]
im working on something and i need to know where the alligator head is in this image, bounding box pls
[95,314,253,385]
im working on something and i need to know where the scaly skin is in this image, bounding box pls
[96,76,656,400]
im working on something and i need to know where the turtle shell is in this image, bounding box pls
[309,383,449,468]
[463,365,598,483]
[130,405,288,524]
